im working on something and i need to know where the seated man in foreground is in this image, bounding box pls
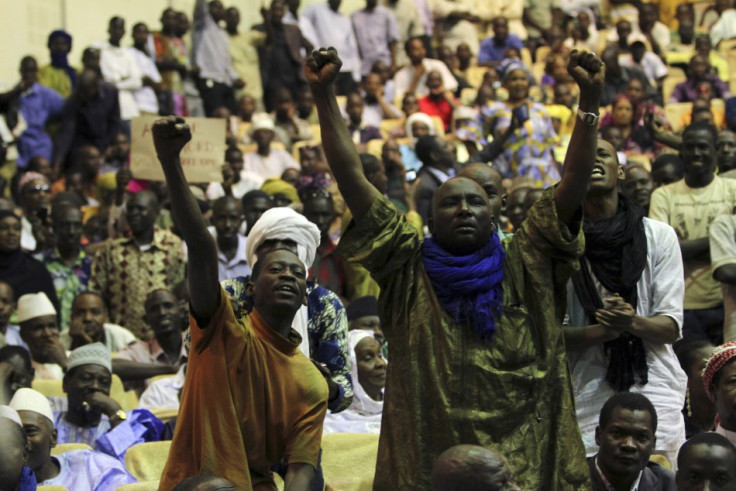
[307,47,604,488]
[153,118,329,489]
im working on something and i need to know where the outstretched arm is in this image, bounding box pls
[152,117,220,324]
[554,50,605,226]
[307,48,379,221]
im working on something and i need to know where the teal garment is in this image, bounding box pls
[336,189,590,490]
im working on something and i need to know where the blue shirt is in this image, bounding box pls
[40,449,136,490]
[477,34,524,64]
[17,83,65,168]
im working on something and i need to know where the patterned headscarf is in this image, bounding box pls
[17,171,49,195]
[703,341,736,402]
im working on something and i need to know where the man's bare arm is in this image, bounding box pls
[554,50,605,225]
[152,117,220,323]
[307,49,379,221]
[680,237,710,260]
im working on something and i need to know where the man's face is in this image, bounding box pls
[108,19,125,45]
[161,10,177,32]
[363,74,382,97]
[506,187,528,230]
[402,94,419,116]
[626,80,645,105]
[595,408,656,480]
[717,131,736,172]
[622,167,653,209]
[346,95,364,123]
[132,24,148,47]
[4,354,33,394]
[554,84,573,107]
[640,5,657,26]
[426,71,444,96]
[243,197,271,232]
[213,200,243,242]
[355,336,386,395]
[0,283,14,328]
[239,96,256,117]
[253,129,274,148]
[0,217,21,254]
[249,249,307,314]
[226,150,244,175]
[381,141,401,166]
[303,196,335,238]
[406,39,426,64]
[677,443,736,490]
[456,44,472,64]
[225,7,239,31]
[82,49,101,71]
[78,146,102,177]
[690,56,709,79]
[681,128,717,179]
[493,18,509,42]
[63,364,111,418]
[458,165,504,222]
[17,410,56,472]
[429,178,494,256]
[275,96,293,120]
[110,133,130,161]
[589,140,623,194]
[577,11,591,30]
[296,90,314,117]
[53,207,83,251]
[21,178,50,212]
[126,192,158,236]
[270,0,286,23]
[714,361,736,430]
[176,13,190,36]
[20,58,38,85]
[144,290,180,337]
[71,294,107,341]
[49,36,70,54]
[617,21,632,42]
[209,0,225,22]
[20,315,60,362]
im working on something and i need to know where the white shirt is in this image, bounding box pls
[710,214,736,342]
[3,324,27,350]
[139,365,185,410]
[711,9,736,48]
[216,234,251,281]
[243,149,299,180]
[205,171,264,200]
[393,58,458,101]
[302,2,362,82]
[60,323,137,352]
[619,52,668,84]
[129,47,162,114]
[566,218,688,465]
[96,41,142,120]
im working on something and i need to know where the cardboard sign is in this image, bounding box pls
[130,116,226,182]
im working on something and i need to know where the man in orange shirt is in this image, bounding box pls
[153,117,328,489]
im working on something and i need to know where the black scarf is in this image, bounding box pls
[572,193,649,391]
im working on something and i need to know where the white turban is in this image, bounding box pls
[405,112,436,141]
[245,207,321,269]
[10,388,54,423]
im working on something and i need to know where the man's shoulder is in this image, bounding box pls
[641,461,676,489]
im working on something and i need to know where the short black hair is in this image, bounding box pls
[415,135,441,166]
[359,153,380,176]
[677,432,736,468]
[599,392,658,433]
[404,36,425,53]
[72,290,106,310]
[212,195,242,216]
[250,248,302,282]
[242,190,270,207]
[682,120,718,146]
[651,153,684,174]
[0,345,32,371]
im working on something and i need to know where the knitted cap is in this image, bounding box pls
[17,292,57,323]
[9,388,54,423]
[67,342,112,373]
[703,341,736,402]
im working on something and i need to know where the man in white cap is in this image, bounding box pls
[0,405,36,491]
[223,205,353,413]
[17,292,68,380]
[153,116,330,489]
[243,115,300,180]
[53,343,163,462]
[9,387,136,489]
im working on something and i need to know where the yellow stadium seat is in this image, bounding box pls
[51,443,92,456]
[460,88,477,106]
[521,47,533,67]
[664,102,693,133]
[237,121,252,142]
[309,124,321,143]
[663,72,687,103]
[336,95,347,110]
[365,139,386,158]
[465,66,488,88]
[125,441,172,482]
[32,374,139,413]
[149,407,178,423]
[535,45,551,64]
[379,119,404,139]
[718,38,736,55]
[116,481,159,491]
[147,374,175,385]
[321,433,379,491]
[650,453,671,470]
[38,486,69,491]
[429,116,446,136]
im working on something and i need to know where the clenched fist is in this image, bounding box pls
[152,116,192,165]
[567,50,605,97]
[305,48,343,88]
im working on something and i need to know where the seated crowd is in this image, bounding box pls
[1,0,736,489]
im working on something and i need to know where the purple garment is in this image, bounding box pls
[477,34,524,64]
[54,408,163,465]
[670,76,731,103]
[40,450,136,490]
[17,83,65,169]
[347,123,382,144]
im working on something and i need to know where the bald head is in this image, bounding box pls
[431,445,519,491]
[458,164,504,221]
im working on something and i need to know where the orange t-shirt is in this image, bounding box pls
[159,287,328,489]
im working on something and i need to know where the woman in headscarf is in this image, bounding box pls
[476,60,559,188]
[0,210,59,312]
[323,329,386,434]
[399,112,436,181]
[598,94,653,156]
[16,172,51,252]
[703,341,736,446]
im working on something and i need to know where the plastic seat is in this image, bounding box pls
[321,433,379,491]
[50,442,92,456]
[124,441,172,482]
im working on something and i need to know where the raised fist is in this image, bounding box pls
[304,48,343,88]
[152,116,192,165]
[567,50,605,96]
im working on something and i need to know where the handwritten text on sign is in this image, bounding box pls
[130,116,226,182]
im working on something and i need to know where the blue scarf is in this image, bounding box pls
[421,233,505,340]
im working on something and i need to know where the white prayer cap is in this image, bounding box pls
[0,405,22,427]
[17,292,56,323]
[67,342,112,373]
[9,388,53,423]
[251,115,275,133]
[245,207,321,269]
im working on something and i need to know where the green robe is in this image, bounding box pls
[336,189,590,489]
